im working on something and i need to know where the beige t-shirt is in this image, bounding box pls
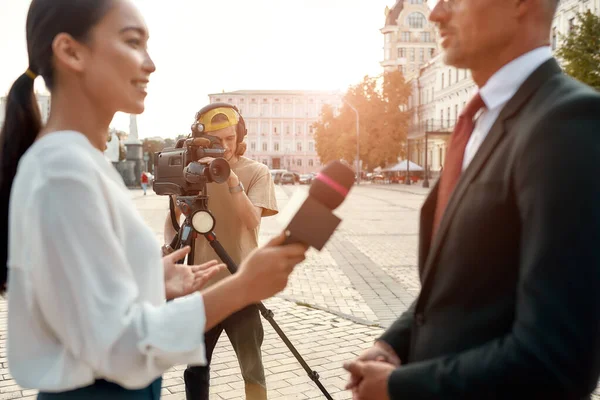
[193,156,278,285]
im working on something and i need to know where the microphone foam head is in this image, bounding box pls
[309,161,355,210]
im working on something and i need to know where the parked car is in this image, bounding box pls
[280,172,296,185]
[299,174,313,185]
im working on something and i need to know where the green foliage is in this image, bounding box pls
[555,10,600,91]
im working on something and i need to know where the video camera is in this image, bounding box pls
[152,134,231,196]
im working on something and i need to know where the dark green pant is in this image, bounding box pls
[37,378,162,400]
[184,305,265,400]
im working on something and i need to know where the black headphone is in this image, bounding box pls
[192,102,247,144]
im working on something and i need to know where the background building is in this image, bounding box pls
[380,0,438,76]
[208,90,342,174]
[0,92,51,128]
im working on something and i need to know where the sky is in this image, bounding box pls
[0,0,435,139]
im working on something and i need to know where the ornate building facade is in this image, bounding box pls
[380,0,438,76]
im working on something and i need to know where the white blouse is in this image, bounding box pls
[7,131,207,391]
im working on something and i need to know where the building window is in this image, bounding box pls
[447,107,450,124]
[441,73,445,89]
[448,69,452,85]
[273,126,278,134]
[274,142,280,152]
[385,32,393,43]
[262,122,269,134]
[398,48,406,58]
[309,125,314,134]
[454,104,459,121]
[309,159,314,167]
[296,124,303,135]
[297,159,302,167]
[419,48,424,61]
[273,104,280,117]
[410,0,423,3]
[285,123,291,135]
[568,17,575,33]
[401,31,411,42]
[249,103,258,116]
[261,104,269,116]
[297,142,302,151]
[410,48,415,61]
[420,32,431,42]
[407,13,426,29]
[309,141,314,152]
[440,109,444,126]
[429,48,435,58]
[250,142,256,151]
[262,142,267,151]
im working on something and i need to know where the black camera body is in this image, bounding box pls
[153,134,231,196]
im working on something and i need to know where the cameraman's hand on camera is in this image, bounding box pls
[163,246,226,300]
[237,232,308,303]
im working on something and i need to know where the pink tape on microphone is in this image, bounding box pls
[315,173,349,197]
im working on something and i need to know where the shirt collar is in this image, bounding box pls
[479,46,553,111]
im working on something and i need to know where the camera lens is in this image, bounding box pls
[207,158,231,184]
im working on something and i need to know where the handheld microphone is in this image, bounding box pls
[282,161,355,250]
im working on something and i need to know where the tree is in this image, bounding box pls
[313,70,411,171]
[555,10,600,91]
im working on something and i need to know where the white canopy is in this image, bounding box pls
[383,160,424,172]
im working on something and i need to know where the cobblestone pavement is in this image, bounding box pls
[0,182,597,399]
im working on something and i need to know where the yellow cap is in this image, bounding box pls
[197,107,239,133]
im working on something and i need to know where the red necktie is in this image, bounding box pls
[432,93,485,236]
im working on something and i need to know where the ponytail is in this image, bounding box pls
[0,71,42,294]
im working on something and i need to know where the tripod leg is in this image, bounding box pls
[203,232,333,400]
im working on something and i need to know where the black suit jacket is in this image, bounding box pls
[379,58,600,399]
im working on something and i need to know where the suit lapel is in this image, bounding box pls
[419,58,563,286]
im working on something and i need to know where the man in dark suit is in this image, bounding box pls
[343,0,600,398]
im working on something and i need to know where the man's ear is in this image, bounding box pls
[236,142,247,156]
[52,32,88,74]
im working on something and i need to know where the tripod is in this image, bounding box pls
[168,192,333,400]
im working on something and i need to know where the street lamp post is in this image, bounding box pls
[417,68,429,188]
[343,100,360,185]
[406,141,411,185]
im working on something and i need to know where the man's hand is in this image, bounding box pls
[345,341,401,391]
[198,157,239,188]
[343,360,395,400]
[163,246,226,300]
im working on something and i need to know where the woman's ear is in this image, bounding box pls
[52,32,88,74]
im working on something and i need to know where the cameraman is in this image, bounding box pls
[164,103,278,400]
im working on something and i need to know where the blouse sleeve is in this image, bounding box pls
[29,171,207,389]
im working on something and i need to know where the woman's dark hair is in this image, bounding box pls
[0,0,114,293]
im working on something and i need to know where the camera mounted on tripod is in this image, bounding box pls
[153,101,248,197]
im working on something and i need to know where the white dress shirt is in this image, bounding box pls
[7,131,207,391]
[462,46,553,170]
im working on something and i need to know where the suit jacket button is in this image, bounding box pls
[416,313,425,326]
